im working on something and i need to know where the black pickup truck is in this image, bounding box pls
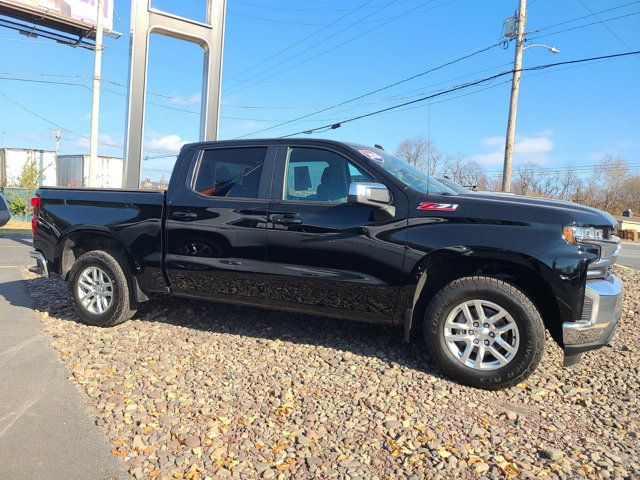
[30,139,623,389]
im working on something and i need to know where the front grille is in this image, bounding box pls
[587,232,620,278]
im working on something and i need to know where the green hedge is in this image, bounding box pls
[0,187,37,222]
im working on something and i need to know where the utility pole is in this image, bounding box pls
[48,128,62,155]
[501,0,527,192]
[88,0,104,188]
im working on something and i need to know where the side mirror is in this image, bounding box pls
[348,182,395,216]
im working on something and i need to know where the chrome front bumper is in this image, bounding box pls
[29,250,49,277]
[563,274,623,353]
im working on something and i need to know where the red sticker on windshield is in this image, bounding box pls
[417,202,459,212]
[359,149,384,161]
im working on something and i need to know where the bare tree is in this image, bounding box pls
[443,153,486,189]
[393,139,636,215]
[594,155,628,213]
[396,136,442,174]
[513,163,538,196]
[557,167,580,201]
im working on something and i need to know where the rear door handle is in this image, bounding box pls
[269,213,302,225]
[172,211,198,221]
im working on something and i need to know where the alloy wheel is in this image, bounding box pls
[443,299,520,370]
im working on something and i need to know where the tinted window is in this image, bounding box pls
[193,147,266,198]
[284,147,374,203]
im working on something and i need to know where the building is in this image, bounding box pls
[140,178,169,190]
[56,154,123,188]
[1,148,124,188]
[617,215,640,236]
[0,148,57,187]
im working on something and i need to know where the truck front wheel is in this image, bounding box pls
[424,276,545,390]
[68,250,136,327]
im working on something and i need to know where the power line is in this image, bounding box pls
[531,0,640,33]
[483,162,640,178]
[0,91,170,154]
[483,161,640,174]
[369,54,617,118]
[528,10,640,42]
[227,8,396,26]
[231,0,415,13]
[0,92,122,149]
[276,50,640,138]
[0,76,345,123]
[225,0,451,96]
[227,1,637,126]
[225,0,379,84]
[233,40,502,139]
[225,0,634,97]
[225,0,402,91]
[0,76,91,90]
[575,0,637,54]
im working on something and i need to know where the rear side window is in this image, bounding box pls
[192,147,267,198]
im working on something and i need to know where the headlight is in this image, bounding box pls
[562,226,605,244]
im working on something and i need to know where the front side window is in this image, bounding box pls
[284,147,373,203]
[193,147,266,198]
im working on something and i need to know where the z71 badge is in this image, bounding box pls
[417,202,459,212]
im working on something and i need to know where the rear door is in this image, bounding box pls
[265,144,408,323]
[165,145,275,302]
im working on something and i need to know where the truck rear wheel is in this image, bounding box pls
[424,276,545,390]
[68,250,136,327]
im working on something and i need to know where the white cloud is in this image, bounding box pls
[68,133,123,150]
[144,132,188,153]
[471,132,554,166]
[481,136,504,147]
[169,93,201,105]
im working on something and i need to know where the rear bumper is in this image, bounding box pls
[29,250,49,277]
[562,274,623,361]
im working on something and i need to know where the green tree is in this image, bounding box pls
[15,157,43,188]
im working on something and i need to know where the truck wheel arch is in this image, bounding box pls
[409,249,563,346]
[57,228,133,280]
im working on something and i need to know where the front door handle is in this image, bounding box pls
[172,211,198,221]
[269,213,302,225]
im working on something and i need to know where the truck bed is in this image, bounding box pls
[34,187,167,293]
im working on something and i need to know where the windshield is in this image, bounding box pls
[436,177,471,194]
[349,144,457,195]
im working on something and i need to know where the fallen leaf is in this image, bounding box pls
[437,447,452,458]
[467,454,482,465]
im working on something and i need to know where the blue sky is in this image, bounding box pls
[0,0,639,182]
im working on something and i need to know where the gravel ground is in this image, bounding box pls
[22,266,639,480]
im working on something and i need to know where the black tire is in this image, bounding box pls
[424,276,545,390]
[68,250,136,327]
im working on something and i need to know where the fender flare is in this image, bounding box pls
[404,245,563,342]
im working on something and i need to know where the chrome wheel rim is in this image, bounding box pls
[443,299,520,371]
[76,266,114,315]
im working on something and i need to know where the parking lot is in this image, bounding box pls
[0,235,126,479]
[6,235,636,479]
[619,241,640,270]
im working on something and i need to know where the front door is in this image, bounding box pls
[265,145,407,323]
[165,145,275,303]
